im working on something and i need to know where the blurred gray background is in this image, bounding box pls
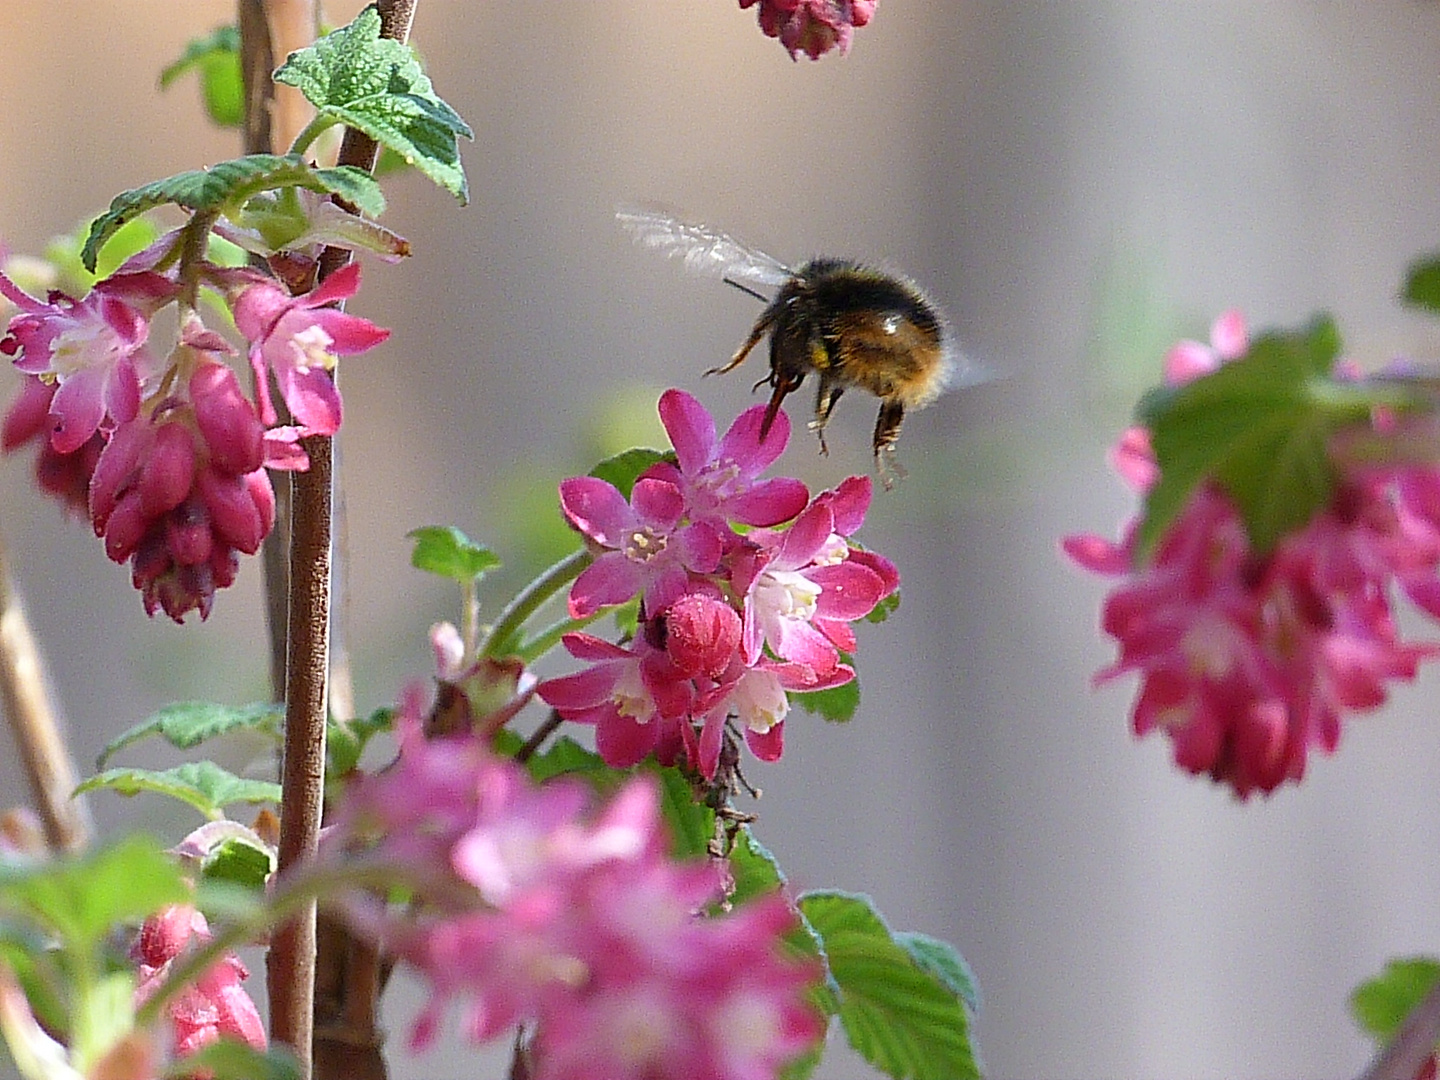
[5,2,1440,1077]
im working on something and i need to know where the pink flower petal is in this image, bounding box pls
[560,477,634,546]
[658,388,717,475]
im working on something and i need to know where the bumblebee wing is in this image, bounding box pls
[617,205,793,290]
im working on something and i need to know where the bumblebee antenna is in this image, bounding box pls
[723,276,769,303]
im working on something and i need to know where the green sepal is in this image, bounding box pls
[76,763,281,820]
[81,155,384,271]
[274,6,472,202]
[798,890,981,1080]
[97,701,282,768]
[160,25,243,128]
[201,836,276,891]
[407,525,502,583]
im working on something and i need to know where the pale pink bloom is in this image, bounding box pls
[688,655,852,777]
[0,270,176,451]
[323,688,822,1074]
[230,261,389,435]
[736,498,888,677]
[537,632,692,767]
[1,375,104,513]
[561,475,723,618]
[643,388,809,533]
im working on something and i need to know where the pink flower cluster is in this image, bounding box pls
[538,389,897,779]
[130,904,267,1060]
[1064,312,1440,797]
[326,687,823,1080]
[739,0,877,59]
[1,255,388,621]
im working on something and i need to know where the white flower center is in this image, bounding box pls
[611,663,653,721]
[288,324,337,374]
[623,526,668,563]
[732,669,789,733]
[755,569,821,623]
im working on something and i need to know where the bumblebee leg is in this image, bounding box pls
[706,312,774,376]
[760,372,804,442]
[873,399,907,490]
[809,378,845,457]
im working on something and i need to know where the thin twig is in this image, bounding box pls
[515,710,563,764]
[265,6,417,1079]
[0,530,89,853]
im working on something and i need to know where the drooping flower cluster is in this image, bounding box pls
[324,687,823,1080]
[1,245,389,621]
[1064,312,1440,797]
[739,0,877,60]
[538,389,898,779]
[130,904,267,1060]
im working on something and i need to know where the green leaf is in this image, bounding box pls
[521,735,612,785]
[728,826,786,907]
[97,701,282,768]
[799,891,981,1080]
[76,762,282,819]
[170,1040,302,1080]
[650,764,714,860]
[0,920,68,1033]
[81,155,385,271]
[1352,957,1440,1042]
[791,665,860,723]
[1403,256,1440,316]
[73,971,139,1070]
[42,216,162,295]
[0,836,187,956]
[895,932,982,1016]
[326,707,393,780]
[588,448,673,500]
[274,6,472,202]
[160,26,243,128]
[1135,315,1373,558]
[778,1040,825,1080]
[407,526,502,583]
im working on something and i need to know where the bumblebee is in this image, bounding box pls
[618,206,959,486]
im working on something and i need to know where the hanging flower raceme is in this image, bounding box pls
[1064,312,1440,798]
[321,686,823,1080]
[85,319,308,622]
[739,0,877,60]
[540,389,897,779]
[1,240,390,621]
[129,904,267,1061]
